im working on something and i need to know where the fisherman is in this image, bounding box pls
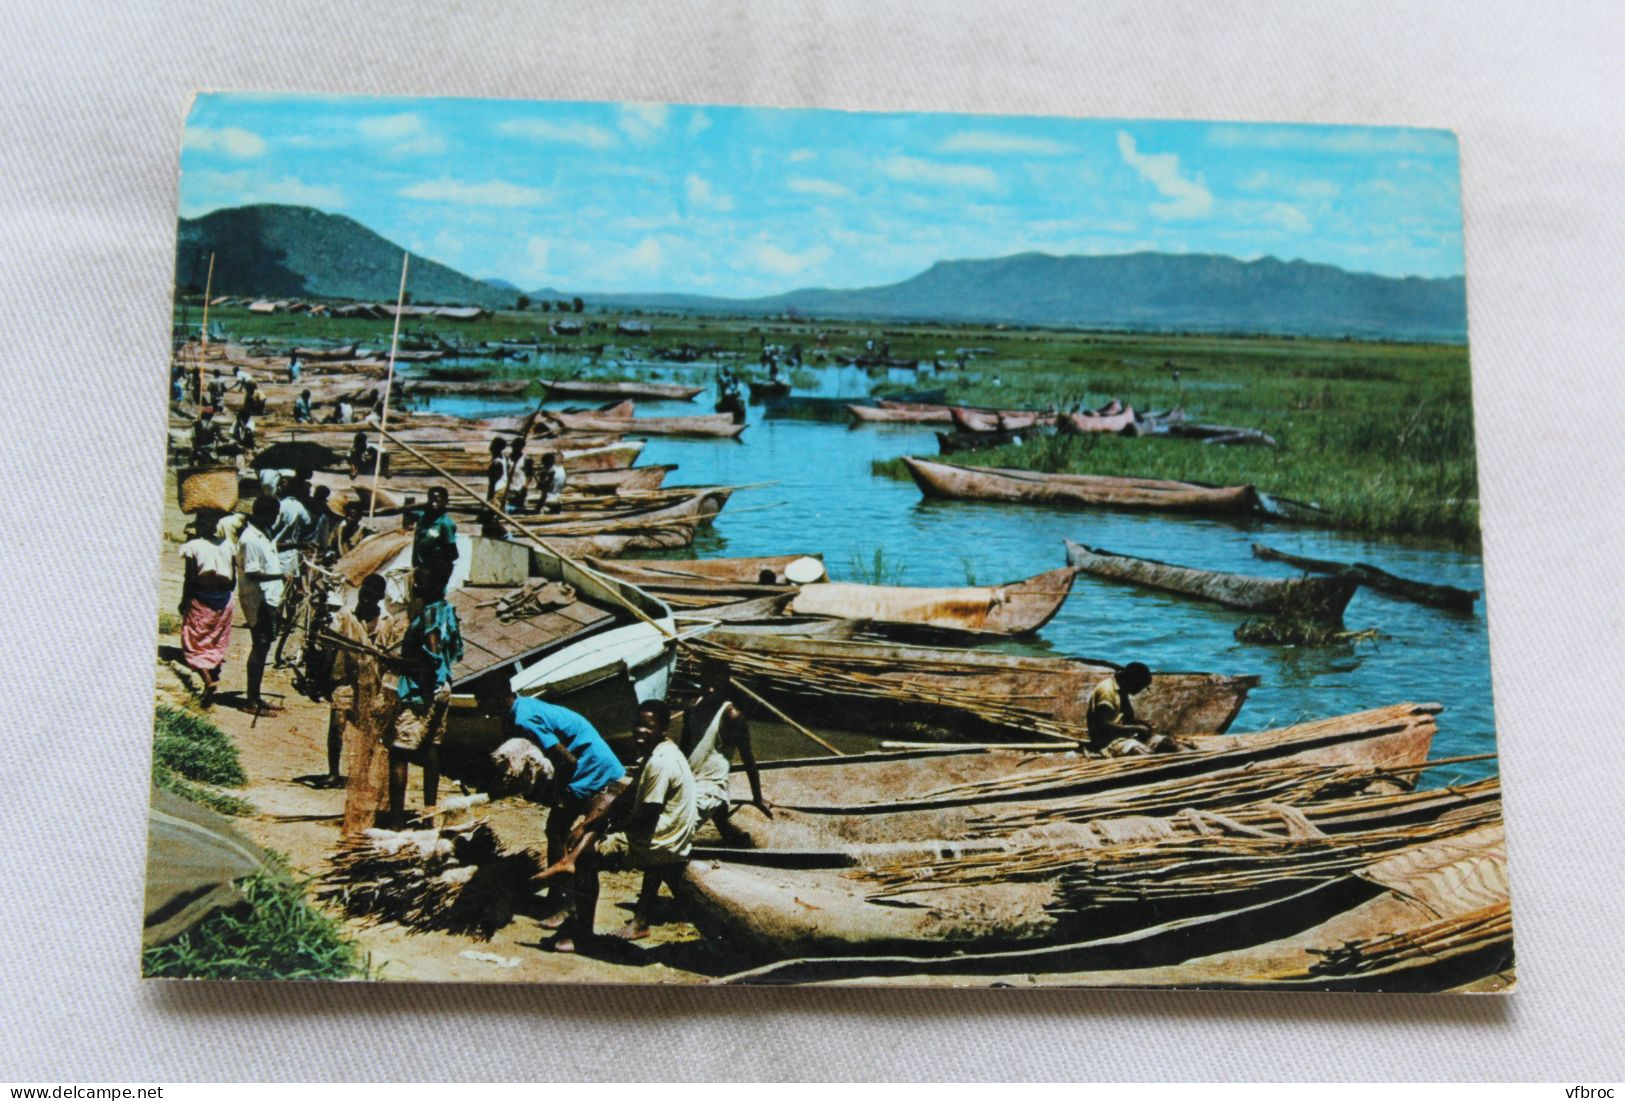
[308,484,339,557]
[597,698,698,941]
[475,680,629,953]
[389,585,463,826]
[325,397,353,424]
[177,509,236,708]
[191,407,223,464]
[170,365,186,405]
[328,573,404,819]
[347,431,387,479]
[242,380,267,418]
[411,486,459,601]
[334,498,373,557]
[230,405,257,457]
[536,452,566,512]
[684,658,772,831]
[505,438,532,512]
[485,437,509,500]
[236,495,287,718]
[287,353,302,383]
[269,471,315,667]
[207,371,228,409]
[1084,662,1176,755]
[292,389,314,424]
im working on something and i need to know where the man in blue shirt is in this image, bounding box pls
[476,679,628,953]
[411,486,458,601]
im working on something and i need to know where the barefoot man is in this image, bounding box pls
[476,680,628,953]
[597,699,697,940]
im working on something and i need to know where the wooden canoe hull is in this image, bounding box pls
[1065,540,1358,620]
[545,379,703,402]
[694,630,1257,739]
[590,554,826,585]
[904,457,1258,515]
[550,411,746,438]
[847,403,953,424]
[950,407,1058,433]
[787,566,1077,636]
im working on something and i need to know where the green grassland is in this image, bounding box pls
[183,303,1479,546]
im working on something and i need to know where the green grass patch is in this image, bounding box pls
[845,546,909,585]
[142,871,369,981]
[157,611,181,635]
[153,704,252,815]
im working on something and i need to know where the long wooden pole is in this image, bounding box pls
[372,422,844,756]
[195,252,215,402]
[370,252,410,523]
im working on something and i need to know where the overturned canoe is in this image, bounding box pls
[787,566,1077,637]
[545,378,703,402]
[1065,541,1358,621]
[687,630,1258,740]
[1251,543,1478,613]
[903,456,1257,515]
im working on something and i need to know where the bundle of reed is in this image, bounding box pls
[319,821,542,940]
[679,636,1084,744]
[855,778,1501,898]
[1304,901,1512,976]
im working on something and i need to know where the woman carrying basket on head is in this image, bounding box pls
[178,509,238,707]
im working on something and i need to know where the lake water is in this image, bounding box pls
[418,358,1497,786]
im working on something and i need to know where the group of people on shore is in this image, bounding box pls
[484,435,567,514]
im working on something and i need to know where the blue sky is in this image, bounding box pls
[180,93,1463,297]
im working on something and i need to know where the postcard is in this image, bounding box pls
[145,92,1507,989]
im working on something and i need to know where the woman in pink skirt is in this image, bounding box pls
[178,510,237,706]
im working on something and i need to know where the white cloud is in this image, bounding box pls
[787,176,851,198]
[181,170,345,214]
[618,103,669,140]
[787,148,816,163]
[430,229,465,259]
[687,110,712,136]
[939,130,1072,155]
[746,240,832,276]
[685,173,734,212]
[357,112,443,155]
[1208,125,1456,156]
[399,178,548,207]
[496,118,617,149]
[183,126,267,158]
[1115,132,1212,219]
[880,155,998,191]
[615,236,665,276]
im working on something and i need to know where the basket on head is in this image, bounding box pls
[178,465,240,514]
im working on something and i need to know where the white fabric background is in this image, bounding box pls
[1,0,1622,1082]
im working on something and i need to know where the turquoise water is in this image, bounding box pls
[419,367,1497,786]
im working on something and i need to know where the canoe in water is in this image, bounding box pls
[847,402,954,424]
[545,379,703,402]
[787,566,1077,637]
[1065,540,1358,621]
[548,410,746,438]
[688,630,1258,740]
[902,457,1258,515]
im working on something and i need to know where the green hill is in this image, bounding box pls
[175,204,517,307]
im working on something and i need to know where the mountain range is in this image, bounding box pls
[177,204,1467,341]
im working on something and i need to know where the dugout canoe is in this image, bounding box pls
[1057,407,1138,435]
[710,701,1441,853]
[936,428,1030,454]
[748,380,793,401]
[1064,541,1358,621]
[1251,543,1478,613]
[545,379,704,402]
[846,402,953,424]
[590,554,826,586]
[290,344,359,361]
[902,456,1258,515]
[949,407,1058,433]
[696,812,1505,983]
[570,464,675,494]
[687,630,1257,740]
[399,378,529,397]
[786,566,1077,637]
[547,410,747,438]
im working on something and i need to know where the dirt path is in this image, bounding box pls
[156,469,720,984]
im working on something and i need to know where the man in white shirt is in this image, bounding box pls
[598,698,697,941]
[237,494,286,716]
